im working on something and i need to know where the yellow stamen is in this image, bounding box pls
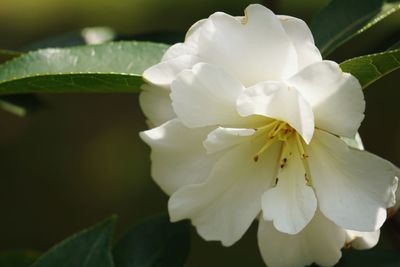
[253,137,279,162]
[270,122,287,138]
[254,120,279,134]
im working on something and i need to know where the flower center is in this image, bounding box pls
[253,120,312,185]
[253,120,294,162]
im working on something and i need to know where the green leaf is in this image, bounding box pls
[0,95,43,116]
[113,214,190,267]
[0,251,39,267]
[310,0,400,57]
[30,217,116,267]
[337,249,400,267]
[0,41,168,95]
[0,49,22,63]
[340,49,400,88]
[0,74,143,95]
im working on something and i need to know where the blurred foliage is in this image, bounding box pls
[0,250,39,267]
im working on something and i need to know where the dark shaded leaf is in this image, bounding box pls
[30,217,116,267]
[310,0,400,57]
[113,214,190,267]
[389,39,400,50]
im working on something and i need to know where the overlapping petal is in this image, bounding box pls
[278,15,322,71]
[140,119,219,195]
[288,61,365,138]
[194,4,297,86]
[169,139,280,246]
[262,139,317,234]
[258,211,345,267]
[203,127,256,154]
[307,130,398,231]
[143,55,200,87]
[237,81,314,143]
[171,63,248,128]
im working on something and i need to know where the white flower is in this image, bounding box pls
[139,4,398,267]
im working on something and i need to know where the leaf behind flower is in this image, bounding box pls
[30,217,116,267]
[311,0,400,57]
[340,49,400,88]
[0,41,168,95]
[113,214,190,267]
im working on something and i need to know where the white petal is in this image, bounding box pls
[139,84,175,127]
[140,119,219,195]
[169,139,280,246]
[195,4,297,86]
[278,15,322,71]
[258,211,345,267]
[203,127,256,154]
[288,61,365,138]
[345,230,380,250]
[171,63,247,128]
[184,18,207,44]
[161,43,197,61]
[262,138,317,234]
[308,130,398,231]
[237,81,314,143]
[394,165,400,212]
[143,55,200,87]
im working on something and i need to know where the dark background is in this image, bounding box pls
[0,0,399,266]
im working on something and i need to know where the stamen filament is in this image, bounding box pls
[270,122,287,138]
[254,120,279,134]
[253,137,279,162]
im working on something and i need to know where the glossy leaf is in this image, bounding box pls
[0,251,39,267]
[340,49,400,88]
[30,217,116,267]
[0,41,168,95]
[0,74,142,95]
[311,0,400,57]
[113,214,190,267]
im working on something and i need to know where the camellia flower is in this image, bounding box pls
[139,4,398,267]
